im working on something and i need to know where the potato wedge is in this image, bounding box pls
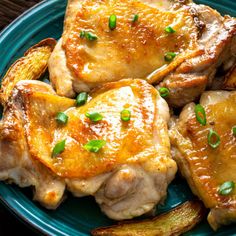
[91,201,206,236]
[0,38,56,104]
[223,65,236,90]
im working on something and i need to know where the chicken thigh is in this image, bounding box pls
[170,91,236,230]
[48,0,199,98]
[0,77,177,220]
[49,0,236,107]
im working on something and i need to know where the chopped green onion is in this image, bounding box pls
[80,31,98,41]
[76,92,88,106]
[121,109,131,122]
[109,14,117,30]
[56,112,68,124]
[165,26,176,33]
[194,104,206,126]
[132,14,139,23]
[232,126,236,136]
[83,140,106,153]
[218,181,235,195]
[86,112,103,122]
[208,129,220,149]
[52,139,66,157]
[85,32,98,41]
[159,87,170,98]
[164,52,176,62]
[80,31,85,38]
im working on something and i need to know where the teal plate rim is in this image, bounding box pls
[0,2,72,235]
[0,1,236,236]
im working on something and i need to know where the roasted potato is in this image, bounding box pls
[0,38,56,104]
[223,65,236,90]
[91,201,206,236]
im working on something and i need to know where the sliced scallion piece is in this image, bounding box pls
[121,109,131,122]
[86,112,103,122]
[109,14,117,30]
[52,139,66,157]
[80,31,85,38]
[164,52,176,62]
[56,112,68,125]
[80,31,98,41]
[132,14,139,23]
[83,140,106,153]
[159,87,170,98]
[85,32,98,41]
[208,129,220,149]
[165,26,176,33]
[194,104,206,126]
[76,92,88,107]
[218,181,235,195]
[232,126,236,136]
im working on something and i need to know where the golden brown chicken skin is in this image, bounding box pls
[49,0,198,97]
[0,78,176,220]
[49,0,236,108]
[25,79,173,179]
[170,91,236,230]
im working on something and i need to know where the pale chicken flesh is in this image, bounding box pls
[0,78,177,220]
[169,91,236,230]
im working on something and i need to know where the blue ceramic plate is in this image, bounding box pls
[0,1,235,235]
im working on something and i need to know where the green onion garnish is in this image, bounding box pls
[218,181,235,195]
[80,31,85,38]
[121,109,131,122]
[86,32,98,41]
[132,14,139,23]
[86,112,103,122]
[159,87,170,98]
[165,26,176,33]
[56,112,68,124]
[80,31,98,41]
[232,126,236,136]
[194,104,206,126]
[208,129,220,149]
[52,139,66,157]
[83,140,106,153]
[109,14,117,30]
[76,92,88,107]
[164,52,176,62]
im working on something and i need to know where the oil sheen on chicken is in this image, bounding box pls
[0,79,177,220]
[169,91,236,230]
[48,0,199,98]
[49,0,236,107]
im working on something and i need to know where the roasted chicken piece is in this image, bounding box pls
[157,4,236,107]
[49,0,199,98]
[49,0,236,107]
[0,76,177,219]
[170,90,236,230]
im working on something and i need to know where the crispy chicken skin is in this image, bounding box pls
[158,5,236,107]
[48,0,199,98]
[0,81,66,209]
[169,91,236,230]
[49,0,236,107]
[0,79,177,220]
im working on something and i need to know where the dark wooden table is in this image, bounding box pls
[0,1,43,235]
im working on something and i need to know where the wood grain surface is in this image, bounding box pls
[0,1,43,235]
[0,0,42,30]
